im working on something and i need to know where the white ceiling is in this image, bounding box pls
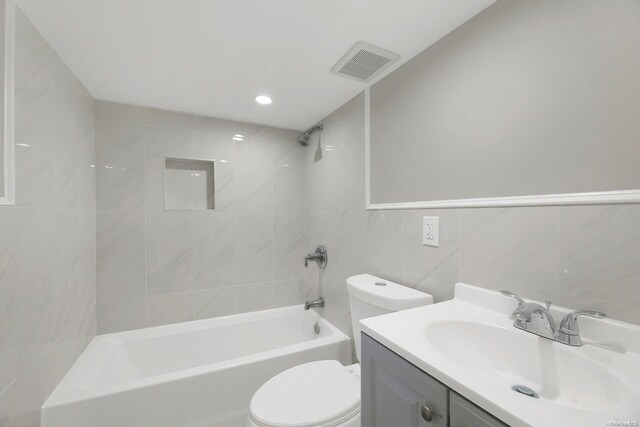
[17,0,495,130]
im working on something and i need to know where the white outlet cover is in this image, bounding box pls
[422,216,440,247]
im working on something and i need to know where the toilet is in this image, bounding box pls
[247,274,433,427]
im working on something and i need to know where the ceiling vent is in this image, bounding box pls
[331,41,400,82]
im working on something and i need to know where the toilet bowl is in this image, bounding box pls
[247,274,433,427]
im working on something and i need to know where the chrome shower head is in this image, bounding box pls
[297,133,310,146]
[297,124,323,146]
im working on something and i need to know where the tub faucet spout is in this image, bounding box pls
[305,297,325,310]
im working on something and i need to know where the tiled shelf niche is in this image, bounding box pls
[164,158,215,210]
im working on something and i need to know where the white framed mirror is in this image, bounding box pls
[0,0,14,206]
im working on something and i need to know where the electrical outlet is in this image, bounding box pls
[422,216,439,247]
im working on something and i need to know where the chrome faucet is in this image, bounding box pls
[305,297,325,310]
[304,246,328,269]
[501,290,606,346]
[557,310,607,346]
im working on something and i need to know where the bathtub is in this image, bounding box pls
[41,305,351,427]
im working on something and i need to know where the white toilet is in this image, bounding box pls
[247,274,433,427]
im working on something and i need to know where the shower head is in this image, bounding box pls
[297,133,310,146]
[297,124,324,146]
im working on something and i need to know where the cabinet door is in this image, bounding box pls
[450,392,509,427]
[361,334,448,427]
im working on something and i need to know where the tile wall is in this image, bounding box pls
[0,9,96,425]
[95,101,306,333]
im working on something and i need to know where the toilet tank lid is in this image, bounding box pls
[346,274,433,311]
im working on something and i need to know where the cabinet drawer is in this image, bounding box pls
[361,333,448,427]
[450,391,509,427]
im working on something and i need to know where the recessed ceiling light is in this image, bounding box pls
[234,134,244,138]
[255,95,272,105]
[232,136,243,142]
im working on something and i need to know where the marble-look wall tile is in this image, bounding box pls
[97,298,147,334]
[236,212,273,285]
[304,93,365,212]
[96,101,307,333]
[559,205,640,324]
[273,129,305,212]
[164,166,195,210]
[52,94,95,210]
[271,279,305,308]
[14,58,54,208]
[402,209,460,302]
[194,287,238,319]
[95,101,148,127]
[363,211,404,284]
[146,211,194,295]
[147,292,194,327]
[273,210,305,281]
[305,210,366,302]
[320,296,353,339]
[235,129,274,212]
[53,209,96,337]
[460,207,559,302]
[194,211,236,289]
[96,210,146,302]
[0,9,97,425]
[7,208,56,384]
[145,125,193,211]
[96,121,145,211]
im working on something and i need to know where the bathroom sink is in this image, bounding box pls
[360,283,640,427]
[421,320,636,414]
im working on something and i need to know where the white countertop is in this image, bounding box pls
[360,283,640,427]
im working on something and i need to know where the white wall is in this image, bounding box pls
[95,102,306,333]
[0,8,96,425]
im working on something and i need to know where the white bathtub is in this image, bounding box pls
[41,305,351,427]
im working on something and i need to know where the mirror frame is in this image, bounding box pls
[364,88,640,210]
[0,0,14,206]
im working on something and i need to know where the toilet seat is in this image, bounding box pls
[249,360,360,427]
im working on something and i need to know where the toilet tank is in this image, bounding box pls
[347,274,433,361]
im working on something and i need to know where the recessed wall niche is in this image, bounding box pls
[164,158,215,210]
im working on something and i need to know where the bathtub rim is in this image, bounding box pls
[42,305,351,408]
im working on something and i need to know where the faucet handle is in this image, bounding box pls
[500,290,526,307]
[559,310,607,335]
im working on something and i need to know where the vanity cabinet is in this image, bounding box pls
[361,334,509,427]
[450,392,508,427]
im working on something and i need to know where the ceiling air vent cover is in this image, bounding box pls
[331,41,400,82]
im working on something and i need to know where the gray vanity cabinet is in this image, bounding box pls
[361,333,509,427]
[450,392,508,427]
[361,334,448,426]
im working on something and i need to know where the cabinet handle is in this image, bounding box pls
[420,405,434,422]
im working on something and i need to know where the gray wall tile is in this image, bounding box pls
[460,207,559,302]
[0,9,96,424]
[559,205,640,324]
[95,102,304,334]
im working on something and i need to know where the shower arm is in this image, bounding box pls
[297,124,324,146]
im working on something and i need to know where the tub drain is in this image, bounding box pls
[511,385,539,399]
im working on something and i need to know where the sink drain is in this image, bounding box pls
[512,385,539,399]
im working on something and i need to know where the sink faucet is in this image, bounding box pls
[557,310,607,346]
[500,290,606,346]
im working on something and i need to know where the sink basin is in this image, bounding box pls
[421,320,637,414]
[360,283,640,427]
